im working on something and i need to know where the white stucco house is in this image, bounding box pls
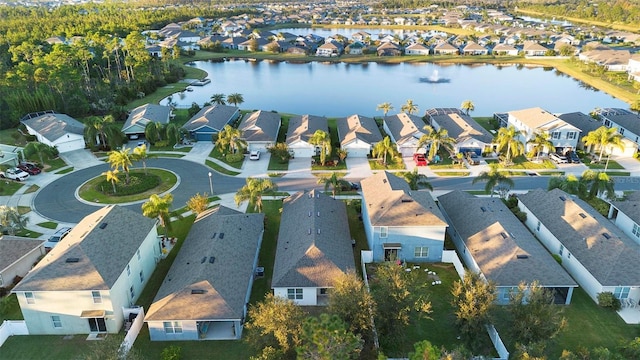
[20,112,86,153]
[12,205,159,335]
[360,171,448,263]
[382,113,427,157]
[238,110,281,152]
[505,107,581,154]
[0,236,45,289]
[285,114,328,158]
[146,206,264,340]
[272,190,355,306]
[608,191,640,246]
[336,114,383,158]
[518,189,640,304]
[426,108,493,156]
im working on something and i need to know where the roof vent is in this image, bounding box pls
[211,232,217,239]
[65,257,80,263]
[559,196,566,201]
[383,179,387,183]
[99,223,108,229]
[317,211,320,217]
[500,232,508,239]
[308,228,311,235]
[602,233,611,239]
[579,213,587,219]
[191,289,205,294]
[317,228,321,234]
[201,257,206,264]
[401,199,413,203]
[480,207,487,212]
[219,233,224,239]
[516,254,529,259]
[209,256,215,264]
[308,211,312,217]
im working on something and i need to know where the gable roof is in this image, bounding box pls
[336,114,383,147]
[508,107,579,132]
[0,236,44,272]
[610,191,640,225]
[182,105,239,132]
[438,191,576,287]
[557,112,602,134]
[238,110,280,142]
[518,189,640,286]
[361,171,447,227]
[21,113,85,142]
[272,190,355,288]
[383,113,425,145]
[597,108,640,136]
[286,115,328,145]
[122,104,171,134]
[146,206,264,321]
[425,108,493,144]
[13,205,156,292]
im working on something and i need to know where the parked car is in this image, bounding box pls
[413,153,428,166]
[565,151,580,164]
[43,227,72,250]
[18,162,41,175]
[0,167,30,181]
[549,153,568,164]
[249,150,261,160]
[466,152,480,165]
[340,181,360,191]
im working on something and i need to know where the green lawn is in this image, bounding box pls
[345,199,368,273]
[208,147,245,169]
[0,294,23,322]
[13,229,42,238]
[23,185,39,194]
[0,181,24,196]
[369,159,405,170]
[474,116,499,133]
[0,334,96,359]
[433,171,470,176]
[77,169,177,204]
[586,159,625,170]
[55,167,74,174]
[486,156,556,170]
[40,157,67,172]
[36,221,58,229]
[205,160,241,176]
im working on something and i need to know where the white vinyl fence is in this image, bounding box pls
[0,320,28,348]
[120,308,145,357]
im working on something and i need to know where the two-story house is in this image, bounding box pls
[506,107,580,154]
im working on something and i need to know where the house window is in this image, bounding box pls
[137,249,141,260]
[566,132,576,140]
[51,315,62,328]
[633,223,640,238]
[92,291,102,304]
[380,226,388,238]
[614,287,630,299]
[25,292,35,304]
[502,288,514,301]
[319,288,329,295]
[130,285,135,299]
[0,274,3,287]
[414,246,429,258]
[619,128,625,136]
[551,132,561,140]
[536,221,541,232]
[287,288,303,300]
[163,321,183,334]
[604,120,611,127]
[139,270,144,283]
[559,244,564,256]
[126,264,131,276]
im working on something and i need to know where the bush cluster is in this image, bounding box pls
[597,292,621,311]
[96,172,160,196]
[226,153,244,163]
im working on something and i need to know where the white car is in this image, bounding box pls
[0,167,30,181]
[549,153,568,164]
[249,150,261,160]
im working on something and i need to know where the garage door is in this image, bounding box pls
[195,132,214,142]
[292,148,315,158]
[345,147,370,158]
[458,147,481,156]
[399,146,417,157]
[55,139,86,153]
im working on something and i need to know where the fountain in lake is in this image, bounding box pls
[419,70,450,84]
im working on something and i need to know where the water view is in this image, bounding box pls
[163,60,629,117]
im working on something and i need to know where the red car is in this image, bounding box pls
[18,162,41,175]
[413,153,428,166]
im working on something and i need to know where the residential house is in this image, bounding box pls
[345,41,364,55]
[425,108,493,156]
[360,171,448,263]
[438,191,577,304]
[122,104,172,140]
[628,54,640,82]
[238,110,281,152]
[518,189,640,303]
[12,205,159,335]
[405,43,431,56]
[182,105,240,142]
[221,36,247,50]
[21,112,86,153]
[505,107,580,154]
[522,41,548,56]
[558,111,638,157]
[336,114,383,158]
[433,42,459,55]
[285,114,328,158]
[145,45,163,58]
[462,42,489,55]
[238,37,269,51]
[492,43,519,56]
[377,42,402,56]
[579,49,631,72]
[159,36,199,52]
[315,40,343,57]
[383,113,426,157]
[595,108,640,150]
[272,190,355,306]
[0,236,45,289]
[608,191,640,246]
[352,31,371,44]
[146,207,264,340]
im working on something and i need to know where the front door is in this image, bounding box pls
[384,248,398,261]
[88,317,107,332]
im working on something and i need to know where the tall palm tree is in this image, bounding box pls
[401,99,418,115]
[84,116,124,150]
[372,136,396,166]
[234,177,277,213]
[472,163,514,197]
[141,194,174,237]
[548,174,584,196]
[376,102,394,116]
[460,100,475,115]
[165,123,181,146]
[526,131,554,161]
[582,126,624,162]
[417,125,456,161]
[23,142,58,166]
[107,147,133,185]
[0,205,28,235]
[308,129,332,166]
[145,122,164,144]
[318,172,350,198]
[215,124,247,155]
[494,126,525,165]
[227,93,244,107]
[133,144,155,174]
[102,169,120,193]
[210,93,226,105]
[402,169,433,191]
[581,170,615,200]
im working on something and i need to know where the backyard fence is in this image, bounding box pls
[119,307,145,357]
[486,324,510,360]
[0,320,28,348]
[442,250,465,279]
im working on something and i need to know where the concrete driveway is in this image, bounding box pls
[285,157,314,178]
[58,149,102,169]
[345,157,372,179]
[240,153,271,177]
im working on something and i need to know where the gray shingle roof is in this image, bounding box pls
[336,114,383,147]
[122,104,171,134]
[238,110,281,143]
[0,236,44,272]
[598,108,640,136]
[426,108,493,144]
[361,171,447,227]
[518,189,640,286]
[182,105,239,132]
[286,115,328,145]
[610,191,640,225]
[383,113,425,145]
[272,190,355,288]
[438,191,576,287]
[21,113,85,142]
[146,206,264,321]
[13,205,156,292]
[557,112,602,134]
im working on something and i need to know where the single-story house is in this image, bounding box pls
[404,43,430,56]
[272,190,355,306]
[0,236,45,288]
[492,43,519,56]
[285,114,328,158]
[438,190,577,305]
[345,41,364,55]
[505,107,581,154]
[182,105,240,142]
[426,108,493,156]
[522,41,548,56]
[433,42,459,55]
[336,114,383,158]
[360,171,448,263]
[377,42,402,56]
[608,191,640,246]
[21,112,86,153]
[383,113,426,157]
[462,42,489,55]
[146,206,264,340]
[595,108,640,151]
[12,205,160,335]
[221,37,247,50]
[238,110,281,152]
[518,189,640,303]
[579,49,631,72]
[122,104,172,140]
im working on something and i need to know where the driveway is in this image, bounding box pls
[285,157,314,178]
[180,142,214,164]
[345,157,372,179]
[58,149,102,169]
[240,153,271,177]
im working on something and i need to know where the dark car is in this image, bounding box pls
[18,162,41,175]
[340,181,360,191]
[566,151,580,164]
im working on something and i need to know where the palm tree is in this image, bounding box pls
[318,172,350,198]
[494,126,525,165]
[210,93,226,105]
[402,169,433,191]
[84,116,125,150]
[145,122,164,144]
[401,99,418,115]
[372,136,396,166]
[472,163,514,197]
[0,205,28,235]
[234,177,277,213]
[215,124,247,155]
[308,129,332,166]
[102,169,120,193]
[548,174,584,196]
[23,142,58,166]
[582,126,624,162]
[526,131,554,161]
[376,102,394,116]
[142,194,174,237]
[336,149,348,164]
[581,170,615,200]
[460,100,475,115]
[133,144,155,174]
[107,147,133,185]
[227,93,244,107]
[417,126,456,161]
[165,123,181,146]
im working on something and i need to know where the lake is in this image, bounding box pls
[163,59,629,117]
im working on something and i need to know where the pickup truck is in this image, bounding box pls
[413,153,428,166]
[0,167,30,181]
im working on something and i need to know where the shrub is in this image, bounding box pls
[226,153,244,163]
[504,195,518,209]
[0,287,8,297]
[597,292,621,311]
[161,345,182,360]
[552,254,562,264]
[154,140,169,148]
[96,172,160,196]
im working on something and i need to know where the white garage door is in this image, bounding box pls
[399,146,417,157]
[292,147,315,158]
[345,147,370,158]
[55,138,86,153]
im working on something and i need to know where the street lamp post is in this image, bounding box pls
[208,172,213,195]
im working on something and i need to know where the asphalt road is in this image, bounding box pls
[33,158,640,223]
